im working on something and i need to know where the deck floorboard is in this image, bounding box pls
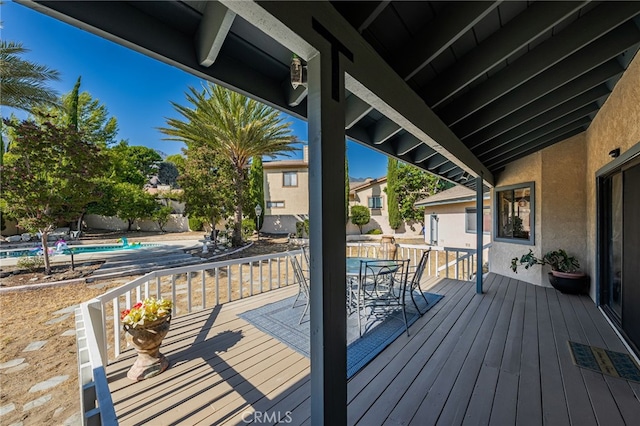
[106,274,640,425]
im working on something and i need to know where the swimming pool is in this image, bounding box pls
[0,243,161,259]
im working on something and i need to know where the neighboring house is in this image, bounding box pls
[261,146,309,234]
[415,185,491,248]
[348,177,387,234]
[348,177,422,236]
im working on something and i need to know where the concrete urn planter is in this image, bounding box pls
[124,315,171,380]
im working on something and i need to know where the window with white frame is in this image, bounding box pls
[266,201,285,208]
[494,182,534,244]
[465,207,492,234]
[368,196,383,209]
[283,171,298,187]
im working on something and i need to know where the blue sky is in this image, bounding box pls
[3,2,388,179]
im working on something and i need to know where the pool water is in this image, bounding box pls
[0,243,161,259]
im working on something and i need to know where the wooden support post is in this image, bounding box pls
[476,176,484,294]
[307,38,349,425]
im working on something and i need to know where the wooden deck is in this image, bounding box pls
[106,274,640,425]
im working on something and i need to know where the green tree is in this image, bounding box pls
[1,119,103,274]
[153,205,173,232]
[165,153,186,173]
[248,156,264,229]
[68,76,81,131]
[157,161,180,188]
[112,182,158,231]
[0,41,60,111]
[106,141,162,186]
[160,83,296,246]
[32,81,118,147]
[178,145,235,233]
[386,158,402,230]
[393,163,450,226]
[350,205,371,234]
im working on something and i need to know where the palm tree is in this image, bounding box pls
[160,83,296,246]
[0,41,60,111]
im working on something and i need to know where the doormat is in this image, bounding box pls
[568,341,640,383]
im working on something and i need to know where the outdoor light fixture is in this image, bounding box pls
[255,204,262,241]
[290,54,307,89]
[609,148,620,158]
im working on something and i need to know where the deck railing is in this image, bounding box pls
[76,242,488,424]
[346,242,490,281]
[76,250,301,425]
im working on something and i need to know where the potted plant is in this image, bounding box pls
[121,297,173,380]
[510,249,589,294]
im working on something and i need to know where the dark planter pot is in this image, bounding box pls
[548,271,589,294]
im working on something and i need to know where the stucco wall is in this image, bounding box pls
[264,167,309,215]
[426,200,491,249]
[261,214,307,234]
[584,52,640,300]
[84,214,189,232]
[348,180,422,237]
[350,181,388,216]
[540,133,588,276]
[490,51,640,298]
[489,152,544,286]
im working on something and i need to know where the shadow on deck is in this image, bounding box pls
[106,274,640,425]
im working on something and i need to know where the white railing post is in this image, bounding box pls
[76,300,117,425]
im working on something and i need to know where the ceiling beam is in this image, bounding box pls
[356,1,390,33]
[411,144,437,163]
[475,103,599,157]
[196,1,236,67]
[228,1,494,185]
[423,1,589,108]
[479,113,594,162]
[24,0,309,119]
[423,153,450,169]
[392,133,423,155]
[466,84,610,149]
[370,117,402,144]
[393,1,500,81]
[453,58,626,139]
[439,3,640,125]
[485,119,590,168]
[334,1,391,34]
[345,94,373,129]
[282,77,308,106]
[489,128,585,170]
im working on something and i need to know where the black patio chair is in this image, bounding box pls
[290,254,311,324]
[407,249,431,315]
[356,258,411,337]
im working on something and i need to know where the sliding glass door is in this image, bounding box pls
[600,155,640,354]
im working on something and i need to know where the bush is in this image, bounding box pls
[295,219,310,238]
[242,217,256,239]
[366,228,383,235]
[17,255,44,271]
[350,205,371,234]
[188,216,204,231]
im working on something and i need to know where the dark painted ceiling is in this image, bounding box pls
[25,1,640,188]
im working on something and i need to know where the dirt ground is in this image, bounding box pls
[0,231,294,426]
